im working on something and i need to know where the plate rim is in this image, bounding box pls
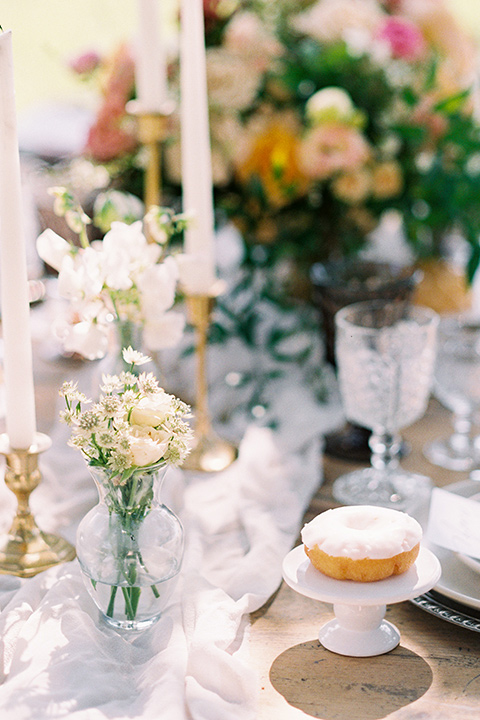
[429,479,480,611]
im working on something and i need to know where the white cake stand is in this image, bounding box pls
[282,544,441,657]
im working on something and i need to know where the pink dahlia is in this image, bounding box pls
[377,16,427,61]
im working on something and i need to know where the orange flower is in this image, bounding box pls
[236,122,308,207]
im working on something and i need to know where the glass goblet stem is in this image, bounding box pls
[369,431,402,471]
[449,410,475,456]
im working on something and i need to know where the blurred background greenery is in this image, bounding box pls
[2,0,479,116]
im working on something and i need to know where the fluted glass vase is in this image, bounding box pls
[76,464,184,631]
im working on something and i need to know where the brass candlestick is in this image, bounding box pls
[127,100,174,212]
[0,432,76,577]
[182,289,237,473]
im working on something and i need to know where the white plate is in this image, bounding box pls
[428,480,480,610]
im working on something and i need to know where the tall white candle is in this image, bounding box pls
[0,30,37,449]
[135,0,168,112]
[180,0,217,294]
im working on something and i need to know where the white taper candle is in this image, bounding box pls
[135,0,169,112]
[180,0,217,294]
[0,30,37,449]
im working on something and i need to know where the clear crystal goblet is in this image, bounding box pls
[423,315,480,471]
[332,300,438,511]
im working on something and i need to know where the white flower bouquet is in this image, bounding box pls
[60,347,193,476]
[61,348,192,627]
[37,188,189,360]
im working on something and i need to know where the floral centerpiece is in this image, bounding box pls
[186,0,480,282]
[69,1,480,285]
[61,348,192,630]
[36,187,189,362]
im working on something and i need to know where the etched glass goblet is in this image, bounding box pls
[423,315,480,471]
[332,300,438,510]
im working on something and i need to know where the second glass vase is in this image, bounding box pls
[76,464,184,631]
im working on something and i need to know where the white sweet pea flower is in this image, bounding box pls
[57,248,105,302]
[101,221,161,290]
[62,320,109,360]
[143,310,186,350]
[129,391,174,428]
[36,229,72,272]
[129,425,171,466]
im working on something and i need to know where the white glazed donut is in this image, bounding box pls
[301,505,422,582]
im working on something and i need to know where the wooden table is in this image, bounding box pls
[26,330,480,720]
[250,399,480,720]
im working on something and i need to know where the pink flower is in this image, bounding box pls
[69,50,101,75]
[299,123,370,181]
[377,16,426,60]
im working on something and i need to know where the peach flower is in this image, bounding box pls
[299,123,371,180]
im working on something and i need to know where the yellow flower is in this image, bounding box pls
[332,169,371,203]
[236,122,308,207]
[371,161,403,199]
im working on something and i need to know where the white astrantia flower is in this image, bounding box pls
[36,189,189,361]
[122,347,150,366]
[60,348,193,479]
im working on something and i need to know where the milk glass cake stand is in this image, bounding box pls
[282,545,441,657]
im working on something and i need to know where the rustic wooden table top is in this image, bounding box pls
[250,399,480,720]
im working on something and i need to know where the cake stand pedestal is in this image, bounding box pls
[282,544,441,657]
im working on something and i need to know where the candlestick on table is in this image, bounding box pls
[127,100,174,211]
[0,434,76,578]
[0,30,75,575]
[131,0,173,213]
[182,288,237,473]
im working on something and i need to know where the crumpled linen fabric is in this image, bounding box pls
[0,415,329,719]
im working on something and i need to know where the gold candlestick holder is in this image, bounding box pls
[182,288,237,473]
[127,99,174,212]
[0,432,76,578]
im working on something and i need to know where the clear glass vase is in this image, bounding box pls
[76,464,184,631]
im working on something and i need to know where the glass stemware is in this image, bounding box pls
[423,315,480,471]
[332,300,438,510]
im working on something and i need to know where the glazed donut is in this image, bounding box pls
[301,505,422,582]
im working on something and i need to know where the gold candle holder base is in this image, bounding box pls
[0,432,76,578]
[182,430,237,474]
[183,287,237,473]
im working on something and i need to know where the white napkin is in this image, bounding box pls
[0,422,322,720]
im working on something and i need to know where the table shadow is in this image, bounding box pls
[269,640,432,720]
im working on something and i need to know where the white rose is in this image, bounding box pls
[305,87,355,125]
[129,426,170,466]
[36,229,72,272]
[130,392,174,428]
